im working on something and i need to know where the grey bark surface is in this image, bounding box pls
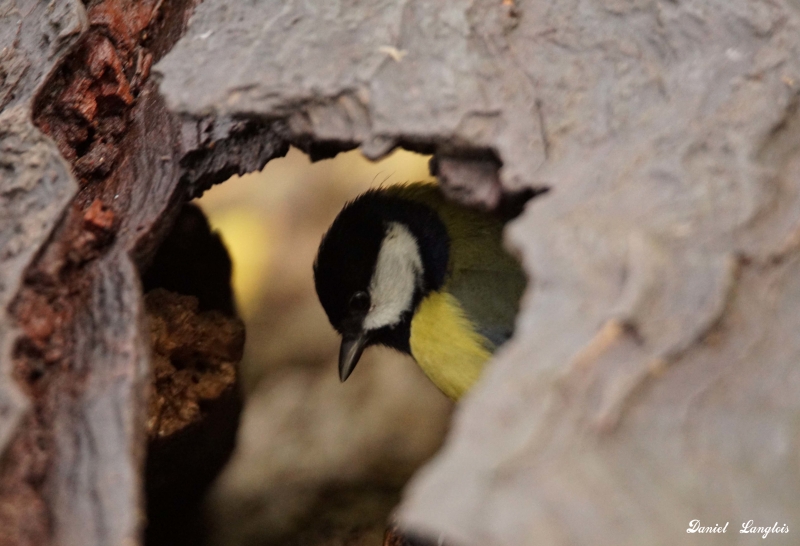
[0,0,86,459]
[3,0,800,544]
[0,0,275,544]
[156,1,800,545]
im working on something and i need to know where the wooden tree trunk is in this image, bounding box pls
[1,1,278,545]
[4,0,800,545]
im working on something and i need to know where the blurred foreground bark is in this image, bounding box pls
[158,1,800,545]
[3,0,800,545]
[0,1,273,545]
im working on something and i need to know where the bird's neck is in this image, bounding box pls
[386,199,450,296]
[367,198,450,357]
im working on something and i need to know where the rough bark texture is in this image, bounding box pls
[154,1,800,545]
[5,0,800,545]
[0,1,277,545]
[144,286,243,546]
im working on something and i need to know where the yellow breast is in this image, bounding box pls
[409,291,493,400]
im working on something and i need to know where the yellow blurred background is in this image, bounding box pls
[195,147,453,545]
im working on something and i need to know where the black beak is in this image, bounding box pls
[339,332,369,382]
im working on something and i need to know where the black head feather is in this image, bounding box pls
[313,188,450,352]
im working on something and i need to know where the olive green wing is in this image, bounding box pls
[390,182,526,350]
[445,231,526,350]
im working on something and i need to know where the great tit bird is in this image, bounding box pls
[313,182,527,400]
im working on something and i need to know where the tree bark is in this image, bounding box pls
[156,1,800,545]
[4,0,800,545]
[1,1,280,545]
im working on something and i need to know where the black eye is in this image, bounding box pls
[349,291,370,312]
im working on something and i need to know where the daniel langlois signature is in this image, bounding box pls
[687,520,789,539]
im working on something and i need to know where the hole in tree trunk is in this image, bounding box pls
[143,145,456,546]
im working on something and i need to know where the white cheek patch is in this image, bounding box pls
[362,222,423,331]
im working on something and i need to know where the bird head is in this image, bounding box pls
[313,189,449,382]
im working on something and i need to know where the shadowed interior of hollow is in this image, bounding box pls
[193,146,454,545]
